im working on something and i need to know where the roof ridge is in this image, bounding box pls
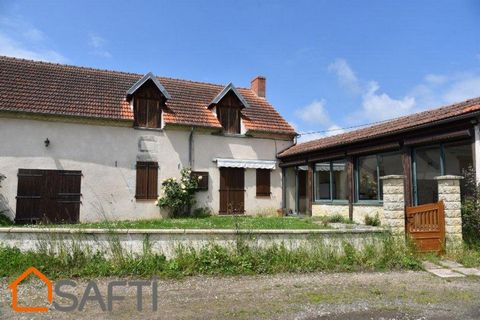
[0,55,235,88]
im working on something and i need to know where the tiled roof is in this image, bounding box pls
[0,56,295,135]
[279,97,480,158]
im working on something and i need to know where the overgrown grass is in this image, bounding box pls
[26,216,327,230]
[0,235,421,280]
[317,214,354,226]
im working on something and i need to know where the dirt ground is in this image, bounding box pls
[1,271,480,319]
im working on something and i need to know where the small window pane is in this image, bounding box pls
[444,141,474,200]
[332,160,348,200]
[415,146,441,205]
[314,163,330,200]
[358,155,378,200]
[378,153,403,199]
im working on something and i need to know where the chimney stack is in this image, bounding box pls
[251,76,266,97]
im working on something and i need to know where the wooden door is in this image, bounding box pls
[406,201,445,253]
[219,168,245,214]
[16,169,82,224]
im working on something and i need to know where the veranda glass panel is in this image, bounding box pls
[378,153,403,199]
[314,163,330,200]
[332,160,348,200]
[444,141,474,199]
[358,155,378,200]
[415,146,441,205]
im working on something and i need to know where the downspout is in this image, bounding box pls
[189,126,195,168]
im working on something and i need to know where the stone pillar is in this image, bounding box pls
[435,175,463,248]
[380,175,405,236]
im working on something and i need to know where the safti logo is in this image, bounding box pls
[8,267,53,312]
[8,267,158,313]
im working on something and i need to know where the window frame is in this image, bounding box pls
[256,169,271,197]
[354,151,402,204]
[313,159,349,203]
[135,161,158,200]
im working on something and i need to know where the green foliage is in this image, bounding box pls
[46,216,327,230]
[191,207,212,218]
[364,213,381,226]
[460,166,480,247]
[318,214,353,225]
[0,214,13,226]
[156,168,199,217]
[0,235,421,280]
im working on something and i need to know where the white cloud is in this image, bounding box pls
[360,81,416,121]
[442,75,480,104]
[88,34,111,58]
[328,58,361,93]
[424,74,448,85]
[0,15,66,63]
[295,99,331,125]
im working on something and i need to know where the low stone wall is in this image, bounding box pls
[0,227,386,259]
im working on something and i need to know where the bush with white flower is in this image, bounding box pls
[156,168,199,217]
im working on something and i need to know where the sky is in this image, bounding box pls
[1,0,480,141]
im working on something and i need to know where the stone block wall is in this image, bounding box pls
[435,175,463,248]
[380,175,405,236]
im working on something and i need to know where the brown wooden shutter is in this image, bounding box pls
[147,162,158,199]
[136,162,148,199]
[135,98,148,127]
[256,169,271,196]
[147,100,161,128]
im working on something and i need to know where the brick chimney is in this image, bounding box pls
[251,76,266,97]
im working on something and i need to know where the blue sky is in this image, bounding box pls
[1,1,480,141]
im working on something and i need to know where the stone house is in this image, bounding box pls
[0,56,295,223]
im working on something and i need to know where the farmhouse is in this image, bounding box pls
[0,56,295,223]
[278,96,480,225]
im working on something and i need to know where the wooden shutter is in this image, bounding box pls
[218,107,240,134]
[147,100,161,128]
[135,98,148,127]
[256,169,271,196]
[136,162,158,199]
[147,162,158,198]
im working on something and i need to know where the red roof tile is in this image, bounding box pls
[0,56,295,135]
[279,97,480,158]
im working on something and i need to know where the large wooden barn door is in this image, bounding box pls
[16,169,82,224]
[406,201,445,253]
[219,168,245,214]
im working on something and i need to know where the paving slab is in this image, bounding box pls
[453,267,480,276]
[438,260,464,269]
[422,261,441,269]
[426,268,466,278]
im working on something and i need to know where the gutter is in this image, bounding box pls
[189,126,195,168]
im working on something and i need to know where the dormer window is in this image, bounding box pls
[127,72,171,129]
[217,105,240,134]
[209,83,249,135]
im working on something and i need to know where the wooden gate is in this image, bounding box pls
[16,169,82,224]
[406,201,445,253]
[219,168,245,214]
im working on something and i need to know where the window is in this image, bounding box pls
[356,152,402,201]
[135,162,158,199]
[314,160,348,201]
[217,107,241,134]
[134,98,162,128]
[413,141,473,205]
[191,171,209,190]
[256,169,271,196]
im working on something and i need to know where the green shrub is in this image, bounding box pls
[191,207,212,218]
[320,214,352,224]
[460,166,480,247]
[0,234,421,280]
[365,213,381,226]
[156,168,199,217]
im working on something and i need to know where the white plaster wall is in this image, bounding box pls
[0,118,292,221]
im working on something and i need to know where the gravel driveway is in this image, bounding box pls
[1,271,479,319]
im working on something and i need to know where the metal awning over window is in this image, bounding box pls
[214,158,277,170]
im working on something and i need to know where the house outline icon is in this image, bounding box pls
[8,267,52,312]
